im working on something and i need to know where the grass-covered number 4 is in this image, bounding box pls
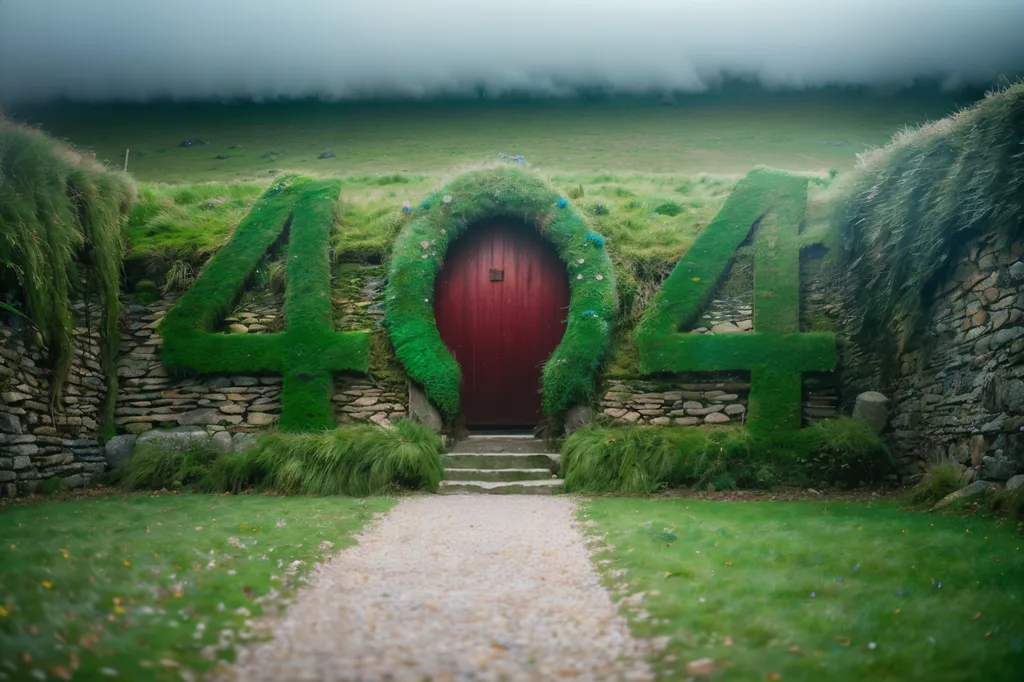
[635,169,836,432]
[160,176,370,432]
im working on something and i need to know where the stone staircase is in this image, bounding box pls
[439,434,562,495]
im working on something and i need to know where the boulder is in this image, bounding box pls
[982,455,1019,480]
[1007,474,1024,492]
[852,391,889,435]
[704,413,731,424]
[178,138,207,147]
[211,431,234,454]
[564,405,592,435]
[408,383,442,432]
[317,150,336,159]
[232,432,258,454]
[710,322,742,334]
[104,434,137,469]
[932,480,1000,510]
[136,427,211,452]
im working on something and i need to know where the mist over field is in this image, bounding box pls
[1,0,1023,102]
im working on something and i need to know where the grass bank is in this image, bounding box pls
[583,498,1024,681]
[0,494,392,681]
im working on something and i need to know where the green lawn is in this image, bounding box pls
[582,498,1024,681]
[12,90,969,182]
[0,494,393,681]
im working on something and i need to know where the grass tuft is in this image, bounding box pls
[803,418,893,488]
[906,463,963,506]
[120,420,443,496]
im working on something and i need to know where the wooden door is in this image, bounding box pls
[434,219,570,427]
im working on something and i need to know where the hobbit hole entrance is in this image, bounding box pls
[434,219,570,427]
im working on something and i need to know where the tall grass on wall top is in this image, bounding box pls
[0,118,135,421]
[823,82,1024,351]
[384,167,618,421]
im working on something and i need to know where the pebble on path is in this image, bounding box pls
[223,495,653,682]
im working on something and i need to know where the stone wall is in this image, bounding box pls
[0,304,107,495]
[599,373,837,427]
[600,375,749,426]
[884,234,1024,482]
[117,290,407,436]
[807,231,1024,481]
[116,295,286,434]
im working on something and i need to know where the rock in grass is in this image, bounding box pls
[232,432,258,454]
[179,138,207,148]
[982,455,1019,481]
[211,431,233,454]
[229,324,249,334]
[104,434,137,469]
[852,391,889,435]
[317,150,336,160]
[932,480,1000,510]
[1007,474,1024,492]
[136,427,211,451]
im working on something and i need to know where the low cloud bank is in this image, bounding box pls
[1,0,1022,102]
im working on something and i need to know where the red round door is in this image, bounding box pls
[434,219,570,427]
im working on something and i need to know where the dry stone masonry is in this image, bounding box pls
[0,304,106,495]
[885,234,1024,483]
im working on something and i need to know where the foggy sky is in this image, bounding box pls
[1,0,1023,102]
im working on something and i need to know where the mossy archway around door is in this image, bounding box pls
[384,167,618,424]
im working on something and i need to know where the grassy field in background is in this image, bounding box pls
[583,498,1024,681]
[10,90,971,182]
[0,494,392,681]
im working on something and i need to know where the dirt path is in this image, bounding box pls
[223,496,652,681]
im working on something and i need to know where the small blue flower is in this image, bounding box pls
[585,231,605,247]
[852,564,860,572]
[582,310,598,319]
[401,201,411,213]
[836,577,843,582]
[810,592,816,598]
[557,198,569,209]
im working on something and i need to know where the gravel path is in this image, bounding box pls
[225,496,653,681]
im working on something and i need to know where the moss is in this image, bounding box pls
[160,176,370,432]
[384,167,618,421]
[635,168,836,432]
[0,117,135,427]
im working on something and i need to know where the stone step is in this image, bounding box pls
[449,435,554,454]
[442,452,558,470]
[443,467,555,482]
[439,479,564,495]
